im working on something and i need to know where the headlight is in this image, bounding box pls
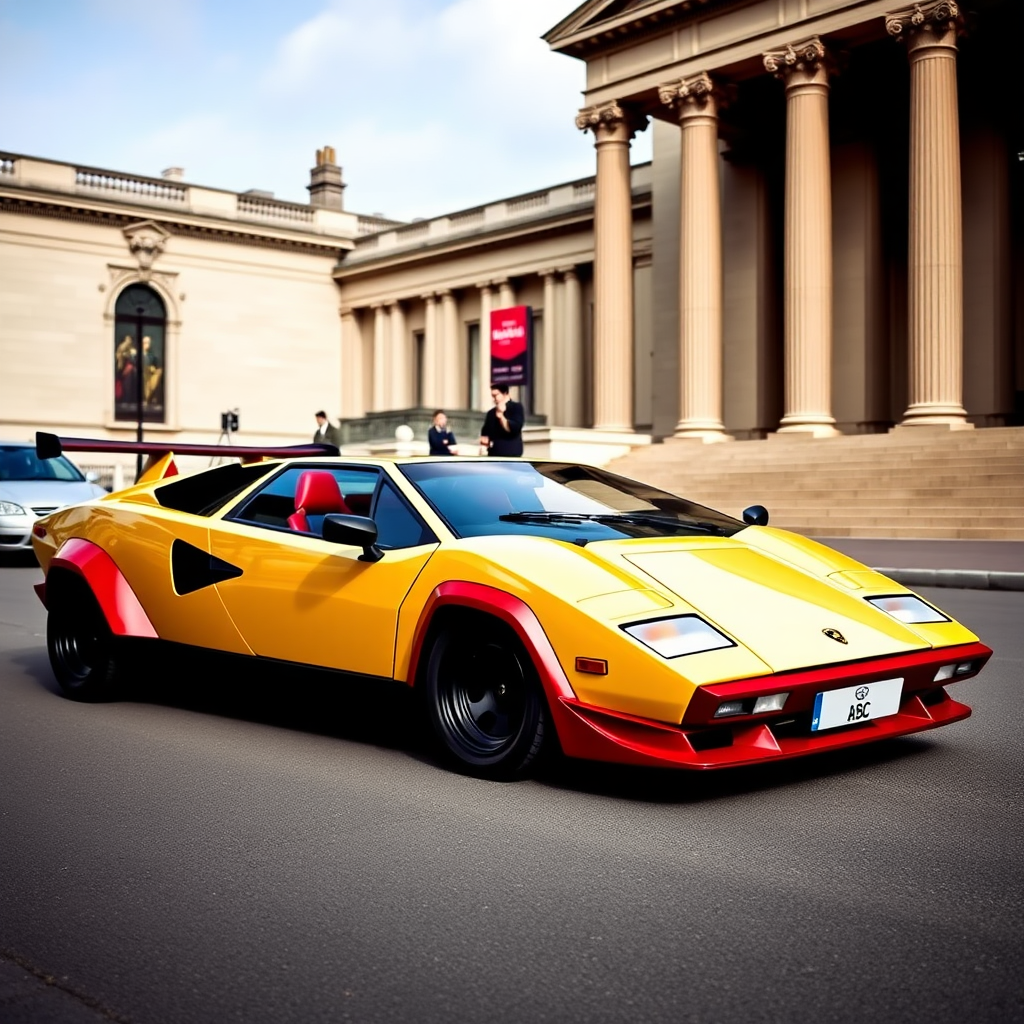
[715,692,790,718]
[866,594,949,624]
[0,501,26,516]
[622,615,735,659]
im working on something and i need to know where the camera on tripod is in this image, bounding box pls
[221,410,239,433]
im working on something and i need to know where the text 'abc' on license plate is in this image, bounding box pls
[811,677,904,732]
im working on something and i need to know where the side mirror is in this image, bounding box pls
[742,504,769,527]
[322,514,384,563]
[85,471,99,483]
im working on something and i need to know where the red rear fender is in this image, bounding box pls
[48,538,158,638]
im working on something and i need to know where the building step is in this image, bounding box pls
[609,426,1024,539]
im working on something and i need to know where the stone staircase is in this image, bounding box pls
[607,426,1024,539]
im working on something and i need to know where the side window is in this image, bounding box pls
[229,465,381,533]
[373,480,436,550]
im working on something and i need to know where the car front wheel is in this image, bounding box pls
[424,623,547,780]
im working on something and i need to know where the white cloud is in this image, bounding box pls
[257,0,608,219]
[0,0,652,222]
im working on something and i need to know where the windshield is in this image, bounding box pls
[399,461,743,542]
[0,447,84,483]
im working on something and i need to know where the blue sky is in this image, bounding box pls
[0,0,652,221]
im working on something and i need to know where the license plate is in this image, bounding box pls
[811,677,904,732]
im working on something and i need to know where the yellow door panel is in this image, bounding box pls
[209,520,436,677]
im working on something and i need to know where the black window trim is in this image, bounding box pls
[224,462,437,548]
[372,474,438,550]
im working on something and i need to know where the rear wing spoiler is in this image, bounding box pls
[36,431,339,484]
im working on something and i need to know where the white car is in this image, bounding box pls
[0,442,107,552]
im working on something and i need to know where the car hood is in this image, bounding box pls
[0,479,106,511]
[620,544,927,673]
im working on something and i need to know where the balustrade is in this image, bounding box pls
[236,194,314,224]
[75,169,186,203]
[506,191,549,215]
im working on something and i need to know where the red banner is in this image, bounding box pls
[489,306,531,387]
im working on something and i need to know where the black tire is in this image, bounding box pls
[424,622,547,779]
[46,585,119,702]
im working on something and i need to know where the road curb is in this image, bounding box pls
[876,567,1024,592]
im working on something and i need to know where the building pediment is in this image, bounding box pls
[545,0,717,57]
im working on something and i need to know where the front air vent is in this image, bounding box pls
[686,727,733,752]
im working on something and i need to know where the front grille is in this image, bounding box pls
[0,534,27,545]
[31,506,59,516]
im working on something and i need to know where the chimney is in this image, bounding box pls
[307,145,345,211]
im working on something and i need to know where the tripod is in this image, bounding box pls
[210,410,238,465]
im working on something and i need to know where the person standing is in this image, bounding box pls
[313,410,342,448]
[478,383,524,456]
[428,410,458,455]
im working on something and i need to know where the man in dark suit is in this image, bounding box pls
[428,410,458,455]
[313,410,342,448]
[478,383,525,457]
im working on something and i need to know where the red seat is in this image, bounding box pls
[287,471,351,533]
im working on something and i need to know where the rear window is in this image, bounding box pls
[155,462,276,516]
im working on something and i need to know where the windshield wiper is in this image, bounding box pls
[499,510,722,534]
[500,511,595,523]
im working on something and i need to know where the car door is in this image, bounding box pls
[208,464,438,678]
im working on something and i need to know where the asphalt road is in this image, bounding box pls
[1,562,1022,1024]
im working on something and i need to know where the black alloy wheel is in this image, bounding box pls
[46,595,118,702]
[425,625,547,779]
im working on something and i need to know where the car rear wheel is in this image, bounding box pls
[424,623,547,780]
[46,588,119,702]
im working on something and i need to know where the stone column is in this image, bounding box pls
[477,282,494,408]
[388,300,409,409]
[659,72,729,442]
[340,305,365,419]
[558,265,584,427]
[540,269,558,420]
[577,101,647,431]
[764,39,839,436]
[496,277,515,311]
[886,1,969,427]
[372,303,388,412]
[439,289,461,408]
[421,293,439,408]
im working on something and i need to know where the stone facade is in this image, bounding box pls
[0,153,386,452]
[1,0,1020,467]
[547,0,1022,438]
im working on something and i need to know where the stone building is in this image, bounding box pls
[547,0,1021,439]
[1,0,1020,470]
[0,148,397,455]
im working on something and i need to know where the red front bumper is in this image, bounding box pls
[549,642,992,770]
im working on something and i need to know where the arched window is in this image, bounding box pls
[114,284,166,423]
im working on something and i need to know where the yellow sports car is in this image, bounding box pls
[31,432,990,779]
